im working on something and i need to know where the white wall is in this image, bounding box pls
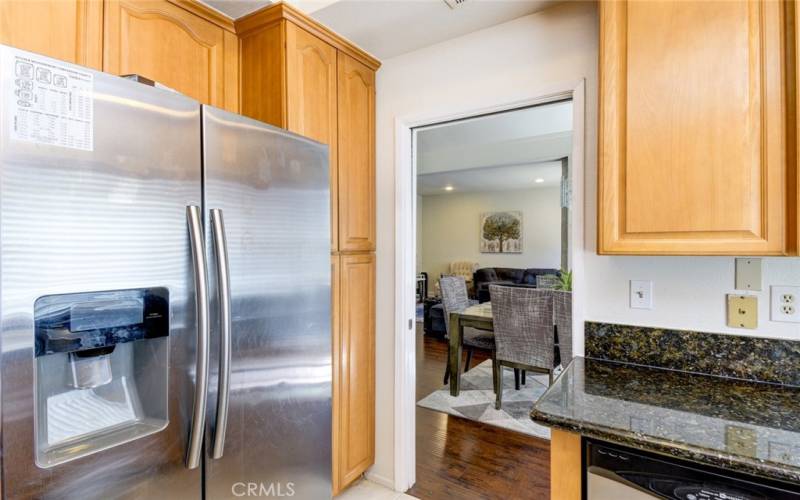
[419,187,561,284]
[374,0,800,487]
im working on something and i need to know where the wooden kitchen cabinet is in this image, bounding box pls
[337,53,376,252]
[237,5,379,494]
[238,5,378,253]
[103,0,238,111]
[335,253,375,492]
[286,23,340,251]
[551,429,582,500]
[598,0,789,255]
[331,254,342,492]
[0,0,103,69]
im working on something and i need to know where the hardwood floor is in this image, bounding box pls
[407,325,551,499]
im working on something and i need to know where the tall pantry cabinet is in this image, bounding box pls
[236,3,379,494]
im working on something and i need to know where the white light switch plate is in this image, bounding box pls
[771,285,800,323]
[735,258,762,291]
[630,280,653,309]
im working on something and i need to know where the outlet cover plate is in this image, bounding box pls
[770,285,800,323]
[726,425,757,457]
[630,280,653,309]
[727,295,758,329]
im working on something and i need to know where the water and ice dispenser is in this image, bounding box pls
[33,288,170,467]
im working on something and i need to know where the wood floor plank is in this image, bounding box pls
[408,325,551,499]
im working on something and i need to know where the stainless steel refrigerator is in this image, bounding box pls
[0,44,331,499]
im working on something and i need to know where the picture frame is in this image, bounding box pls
[480,211,522,253]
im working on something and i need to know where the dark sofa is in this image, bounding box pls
[473,267,560,303]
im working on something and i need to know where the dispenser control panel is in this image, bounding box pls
[34,287,169,357]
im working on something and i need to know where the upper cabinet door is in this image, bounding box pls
[337,53,376,252]
[286,22,339,251]
[598,0,787,255]
[0,0,103,69]
[103,0,235,109]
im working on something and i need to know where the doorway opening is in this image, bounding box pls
[393,83,586,495]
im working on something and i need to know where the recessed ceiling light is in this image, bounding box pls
[534,178,545,184]
[444,185,454,191]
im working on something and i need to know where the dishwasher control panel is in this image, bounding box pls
[585,439,800,500]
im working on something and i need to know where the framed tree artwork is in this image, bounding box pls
[480,211,522,253]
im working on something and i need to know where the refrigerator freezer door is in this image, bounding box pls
[202,106,332,499]
[0,45,203,499]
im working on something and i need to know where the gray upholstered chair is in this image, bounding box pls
[553,290,573,363]
[489,285,572,409]
[439,276,495,385]
[535,274,560,289]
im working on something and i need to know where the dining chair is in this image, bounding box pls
[535,273,561,289]
[553,289,573,364]
[489,285,568,410]
[439,276,495,385]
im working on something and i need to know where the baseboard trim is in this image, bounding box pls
[364,471,396,491]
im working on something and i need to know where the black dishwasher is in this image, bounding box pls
[585,439,800,500]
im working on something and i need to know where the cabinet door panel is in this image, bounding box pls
[599,0,786,255]
[338,53,376,252]
[331,254,342,495]
[0,0,102,69]
[239,20,286,127]
[336,253,375,490]
[103,0,229,108]
[287,23,339,251]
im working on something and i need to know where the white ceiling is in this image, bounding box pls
[199,0,339,20]
[418,161,562,195]
[198,0,557,60]
[311,0,557,59]
[416,100,572,194]
[201,0,270,19]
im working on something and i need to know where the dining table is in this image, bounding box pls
[448,301,493,396]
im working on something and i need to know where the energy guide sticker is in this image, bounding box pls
[6,48,94,151]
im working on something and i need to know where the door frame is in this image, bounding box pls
[392,79,587,492]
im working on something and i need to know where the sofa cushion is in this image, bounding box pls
[474,268,498,284]
[494,267,525,283]
[522,268,560,285]
[488,280,516,288]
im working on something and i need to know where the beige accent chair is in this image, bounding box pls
[434,261,479,297]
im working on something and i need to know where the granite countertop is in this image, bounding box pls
[531,356,800,484]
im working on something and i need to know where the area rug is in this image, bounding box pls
[417,360,552,439]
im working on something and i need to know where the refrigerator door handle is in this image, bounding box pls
[210,208,232,459]
[186,205,210,469]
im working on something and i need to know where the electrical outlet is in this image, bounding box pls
[769,442,793,463]
[771,286,800,323]
[726,426,757,457]
[630,280,653,309]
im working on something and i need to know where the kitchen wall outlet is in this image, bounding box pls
[726,425,757,457]
[768,442,793,463]
[770,285,800,323]
[727,295,758,329]
[735,258,762,291]
[630,280,653,309]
